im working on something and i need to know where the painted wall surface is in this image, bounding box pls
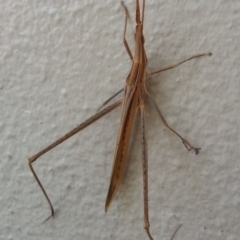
[1,1,239,239]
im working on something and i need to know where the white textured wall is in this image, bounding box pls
[1,0,240,239]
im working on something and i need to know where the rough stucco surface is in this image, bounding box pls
[1,0,240,239]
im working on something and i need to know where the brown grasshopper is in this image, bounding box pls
[29,1,211,239]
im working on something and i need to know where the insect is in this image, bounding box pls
[28,0,211,239]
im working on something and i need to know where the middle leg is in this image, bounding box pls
[147,92,200,154]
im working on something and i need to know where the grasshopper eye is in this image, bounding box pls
[141,35,145,44]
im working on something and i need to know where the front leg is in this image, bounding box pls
[148,52,212,76]
[121,1,133,60]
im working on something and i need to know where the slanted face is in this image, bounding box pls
[135,24,145,45]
